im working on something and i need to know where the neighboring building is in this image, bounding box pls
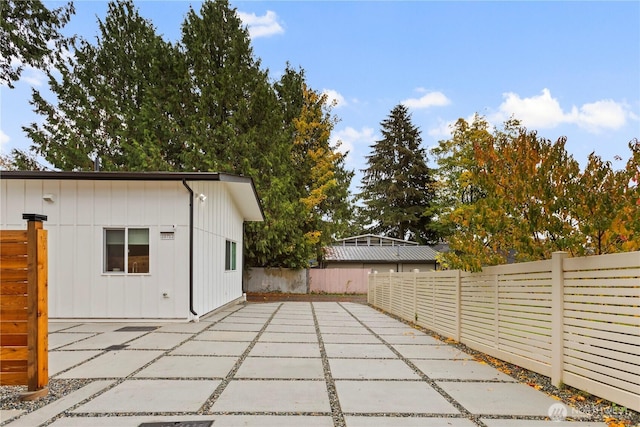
[321,234,439,272]
[0,171,263,321]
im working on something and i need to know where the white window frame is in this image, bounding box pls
[104,228,150,274]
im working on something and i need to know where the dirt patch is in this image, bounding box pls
[245,292,368,304]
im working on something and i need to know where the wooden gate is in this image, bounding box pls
[0,214,48,399]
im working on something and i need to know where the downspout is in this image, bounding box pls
[182,179,198,317]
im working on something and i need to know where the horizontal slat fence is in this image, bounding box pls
[369,251,640,412]
[0,215,49,399]
[1,230,29,386]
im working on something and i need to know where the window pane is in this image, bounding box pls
[225,240,231,270]
[128,228,149,273]
[128,228,149,244]
[105,229,125,272]
[231,241,236,270]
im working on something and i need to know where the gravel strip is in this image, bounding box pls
[197,302,283,414]
[311,302,346,427]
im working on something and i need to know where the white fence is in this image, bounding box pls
[368,251,640,412]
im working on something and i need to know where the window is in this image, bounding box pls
[225,240,236,271]
[105,228,149,274]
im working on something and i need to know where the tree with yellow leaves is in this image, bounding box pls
[436,117,638,271]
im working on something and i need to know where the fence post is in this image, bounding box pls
[493,273,499,347]
[413,269,418,324]
[24,213,48,399]
[455,270,461,342]
[551,251,568,388]
[389,270,395,313]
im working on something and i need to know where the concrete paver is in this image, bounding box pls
[438,381,568,416]
[391,343,475,359]
[324,343,397,358]
[258,332,318,343]
[48,333,95,350]
[249,341,321,357]
[0,410,24,425]
[170,340,250,356]
[319,326,370,334]
[411,359,517,381]
[482,420,607,427]
[235,357,325,379]
[196,330,258,341]
[211,380,331,413]
[380,334,442,345]
[126,332,190,349]
[60,331,147,350]
[329,358,421,380]
[2,301,609,427]
[321,333,381,344]
[134,355,237,378]
[55,350,163,378]
[335,380,460,414]
[344,417,477,427]
[264,324,316,333]
[210,322,263,332]
[156,322,210,333]
[72,379,219,413]
[48,323,81,332]
[49,351,101,376]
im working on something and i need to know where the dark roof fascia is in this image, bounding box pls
[0,170,232,182]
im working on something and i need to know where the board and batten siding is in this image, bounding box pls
[1,178,190,319]
[188,180,244,316]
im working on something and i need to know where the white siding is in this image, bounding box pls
[188,180,244,317]
[1,179,190,319]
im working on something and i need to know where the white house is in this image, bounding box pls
[0,171,263,321]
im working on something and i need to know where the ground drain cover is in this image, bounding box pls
[138,422,213,427]
[105,344,128,350]
[115,326,159,332]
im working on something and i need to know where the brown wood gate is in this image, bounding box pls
[0,214,48,399]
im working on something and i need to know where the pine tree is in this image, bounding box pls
[358,104,437,244]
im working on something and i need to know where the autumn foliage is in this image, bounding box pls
[435,117,639,271]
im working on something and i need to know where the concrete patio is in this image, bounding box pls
[0,302,606,427]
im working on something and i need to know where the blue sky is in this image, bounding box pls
[2,1,639,191]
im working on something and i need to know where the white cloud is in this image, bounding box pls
[428,119,456,138]
[238,10,284,38]
[567,100,627,132]
[494,88,630,133]
[402,91,451,109]
[331,126,376,159]
[20,67,46,86]
[0,129,10,152]
[322,89,346,108]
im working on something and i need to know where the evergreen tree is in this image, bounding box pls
[23,0,183,171]
[358,104,438,244]
[17,0,355,268]
[1,0,75,88]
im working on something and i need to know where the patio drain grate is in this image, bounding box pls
[138,422,214,427]
[105,344,128,351]
[115,326,159,332]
